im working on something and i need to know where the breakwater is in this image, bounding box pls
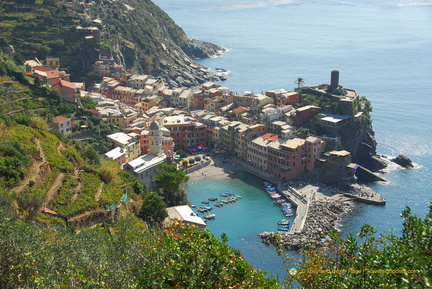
[259,199,353,251]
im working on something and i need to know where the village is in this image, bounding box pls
[24,56,373,192]
[23,55,388,241]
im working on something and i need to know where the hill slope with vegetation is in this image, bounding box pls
[0,0,224,84]
[0,53,279,287]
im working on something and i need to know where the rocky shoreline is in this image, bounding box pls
[259,199,354,251]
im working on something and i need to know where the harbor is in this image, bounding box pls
[187,155,386,252]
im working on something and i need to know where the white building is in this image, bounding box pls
[123,121,171,190]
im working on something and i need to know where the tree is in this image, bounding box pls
[154,163,189,206]
[290,204,432,288]
[140,192,167,225]
[295,77,304,91]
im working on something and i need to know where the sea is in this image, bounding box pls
[153,0,432,278]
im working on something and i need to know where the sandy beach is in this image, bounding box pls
[187,156,241,182]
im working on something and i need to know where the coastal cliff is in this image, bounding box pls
[311,115,387,174]
[338,117,387,171]
[0,0,225,85]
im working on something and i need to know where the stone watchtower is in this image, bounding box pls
[148,120,163,156]
[330,70,339,90]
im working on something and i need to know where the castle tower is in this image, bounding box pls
[330,70,339,89]
[148,120,163,155]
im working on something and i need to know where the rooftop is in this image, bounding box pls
[52,116,70,123]
[165,205,206,227]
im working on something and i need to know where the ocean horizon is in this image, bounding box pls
[154,0,432,277]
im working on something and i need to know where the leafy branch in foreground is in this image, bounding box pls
[287,204,432,288]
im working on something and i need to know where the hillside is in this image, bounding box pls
[0,53,278,288]
[0,0,225,85]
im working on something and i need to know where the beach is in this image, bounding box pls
[187,156,241,182]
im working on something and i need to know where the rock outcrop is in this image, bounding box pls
[391,155,414,169]
[181,39,226,59]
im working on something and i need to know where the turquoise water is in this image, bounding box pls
[185,171,296,278]
[154,0,432,277]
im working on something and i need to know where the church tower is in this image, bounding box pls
[148,120,163,155]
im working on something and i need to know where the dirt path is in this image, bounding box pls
[11,137,46,193]
[43,173,65,209]
[94,182,104,201]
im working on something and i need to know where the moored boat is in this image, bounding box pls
[278,219,290,225]
[203,214,216,219]
[208,197,218,201]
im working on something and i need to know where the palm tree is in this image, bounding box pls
[294,77,304,91]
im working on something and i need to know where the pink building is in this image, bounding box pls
[305,136,325,171]
[51,78,76,103]
[246,133,278,170]
[267,136,324,180]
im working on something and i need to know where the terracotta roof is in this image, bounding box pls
[52,116,70,123]
[232,106,250,114]
[59,79,75,89]
[260,133,279,141]
[51,78,74,90]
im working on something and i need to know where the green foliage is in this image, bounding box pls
[0,137,29,187]
[53,172,100,217]
[82,145,101,165]
[52,173,79,215]
[140,191,167,225]
[194,155,201,162]
[100,183,123,205]
[14,186,44,222]
[181,159,188,166]
[155,163,189,206]
[98,159,121,184]
[0,203,277,288]
[40,130,74,172]
[293,205,432,288]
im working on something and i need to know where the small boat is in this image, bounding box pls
[274,199,285,205]
[202,201,210,204]
[208,197,218,201]
[197,208,206,212]
[204,206,213,210]
[278,219,290,225]
[214,202,223,207]
[284,211,294,217]
[220,193,229,197]
[278,227,289,231]
[269,193,281,199]
[191,204,196,208]
[203,214,215,219]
